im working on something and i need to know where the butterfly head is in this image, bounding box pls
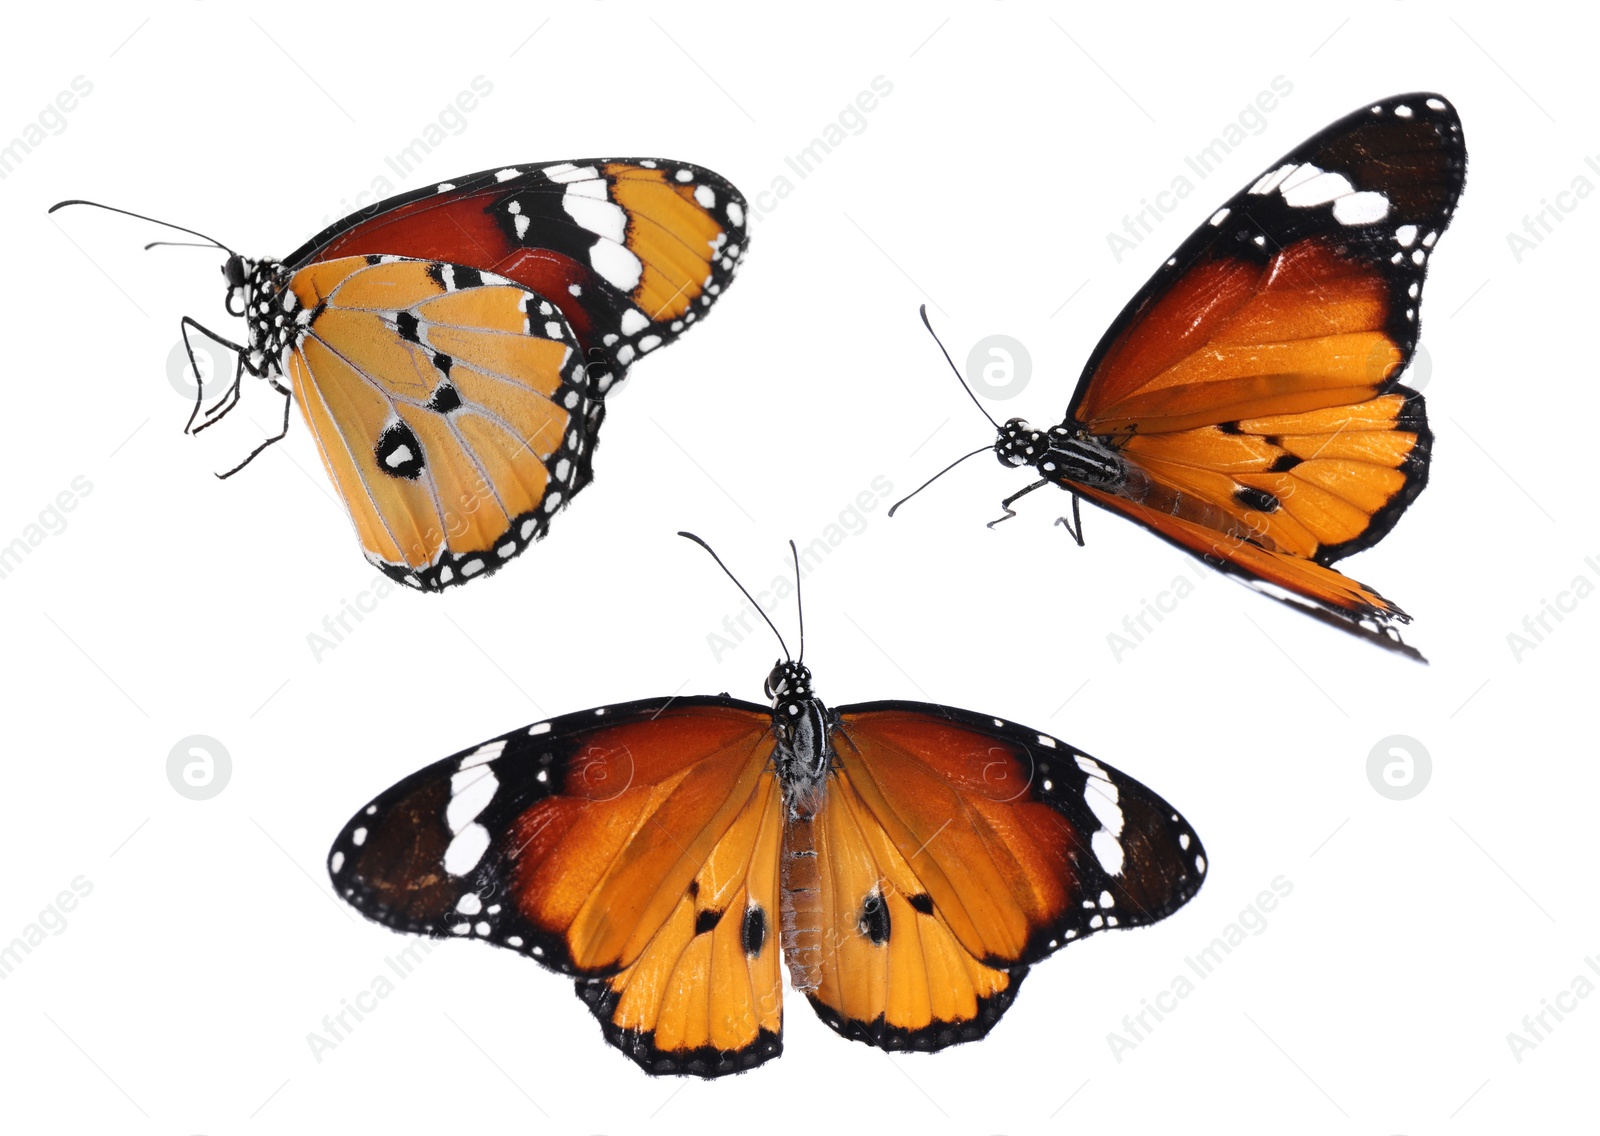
[996,418,1053,468]
[764,659,814,707]
[224,256,297,371]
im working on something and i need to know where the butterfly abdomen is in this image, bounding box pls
[779,806,825,993]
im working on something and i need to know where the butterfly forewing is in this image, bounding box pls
[328,697,787,1076]
[1057,94,1464,623]
[286,158,749,396]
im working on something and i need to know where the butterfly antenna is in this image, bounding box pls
[919,304,998,430]
[888,445,992,517]
[49,199,237,256]
[142,239,226,252]
[790,540,805,665]
[678,532,791,662]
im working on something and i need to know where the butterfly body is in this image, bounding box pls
[330,653,1206,1076]
[958,95,1466,630]
[996,418,1125,488]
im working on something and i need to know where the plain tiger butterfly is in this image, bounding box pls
[52,159,749,590]
[326,534,1205,1077]
[897,94,1466,651]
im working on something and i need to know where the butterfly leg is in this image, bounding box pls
[987,480,1048,529]
[1054,493,1086,547]
[215,384,293,480]
[179,316,247,435]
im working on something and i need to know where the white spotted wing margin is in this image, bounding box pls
[833,700,1208,965]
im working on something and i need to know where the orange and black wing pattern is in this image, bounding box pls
[328,697,787,1078]
[1063,93,1464,623]
[805,702,1206,1051]
[286,158,749,445]
[282,255,590,590]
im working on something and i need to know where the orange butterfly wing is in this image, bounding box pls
[285,255,589,590]
[802,704,1206,1050]
[328,698,788,1077]
[1059,94,1463,622]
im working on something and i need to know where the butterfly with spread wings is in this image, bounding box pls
[52,159,748,590]
[327,536,1205,1077]
[901,94,1465,643]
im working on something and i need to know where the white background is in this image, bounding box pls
[3,2,1594,1132]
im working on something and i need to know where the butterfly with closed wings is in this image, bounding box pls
[327,534,1206,1077]
[52,159,748,590]
[898,94,1466,648]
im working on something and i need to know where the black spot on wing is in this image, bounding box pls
[858,891,890,946]
[1268,452,1302,472]
[395,310,421,343]
[742,905,767,957]
[693,908,720,936]
[908,893,935,916]
[374,421,424,479]
[1235,485,1280,513]
[427,382,462,414]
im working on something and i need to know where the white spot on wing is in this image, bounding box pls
[459,739,506,770]
[563,196,627,242]
[589,241,642,290]
[1092,830,1124,875]
[1333,191,1390,225]
[1248,163,1298,196]
[447,768,498,834]
[444,824,490,875]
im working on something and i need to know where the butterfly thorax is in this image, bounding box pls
[765,660,832,810]
[996,417,1125,489]
[225,254,300,377]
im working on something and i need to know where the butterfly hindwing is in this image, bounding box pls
[286,255,590,590]
[327,697,787,1077]
[802,702,1206,1051]
[1060,94,1463,622]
